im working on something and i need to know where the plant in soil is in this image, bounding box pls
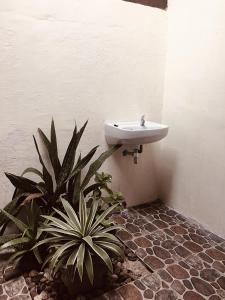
[0,201,44,268]
[0,119,123,235]
[33,196,124,296]
[0,119,125,297]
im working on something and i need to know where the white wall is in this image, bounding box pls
[0,0,167,207]
[160,0,225,237]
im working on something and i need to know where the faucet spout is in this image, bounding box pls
[140,115,145,127]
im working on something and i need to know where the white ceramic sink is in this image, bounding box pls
[105,121,169,145]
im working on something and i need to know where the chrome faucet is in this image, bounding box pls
[140,115,145,127]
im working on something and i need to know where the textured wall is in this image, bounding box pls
[160,0,225,237]
[0,0,167,207]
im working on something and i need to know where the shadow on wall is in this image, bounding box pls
[158,148,177,204]
[123,0,167,10]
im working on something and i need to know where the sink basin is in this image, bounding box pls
[105,121,169,145]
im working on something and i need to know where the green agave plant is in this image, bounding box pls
[0,119,122,233]
[0,201,44,265]
[34,197,124,285]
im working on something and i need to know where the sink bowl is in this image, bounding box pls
[105,121,169,145]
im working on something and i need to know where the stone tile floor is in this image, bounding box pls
[101,200,225,300]
[1,200,225,300]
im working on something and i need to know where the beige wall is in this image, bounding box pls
[0,0,167,207]
[160,0,225,237]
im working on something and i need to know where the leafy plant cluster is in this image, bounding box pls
[0,119,124,288]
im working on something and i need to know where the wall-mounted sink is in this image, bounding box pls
[105,121,169,145]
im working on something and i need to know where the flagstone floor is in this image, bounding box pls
[1,200,225,300]
[101,200,225,300]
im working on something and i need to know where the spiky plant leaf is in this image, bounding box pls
[5,173,40,193]
[85,250,94,285]
[0,210,28,234]
[21,168,43,180]
[57,121,88,188]
[81,144,121,189]
[38,196,124,284]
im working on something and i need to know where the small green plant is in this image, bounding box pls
[34,196,124,285]
[0,201,44,265]
[0,119,122,234]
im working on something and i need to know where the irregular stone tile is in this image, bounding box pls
[196,229,211,237]
[3,276,25,297]
[211,282,220,289]
[141,274,161,291]
[154,214,160,219]
[135,248,147,259]
[126,223,140,233]
[167,210,177,217]
[164,229,175,237]
[206,248,225,261]
[174,236,185,243]
[171,226,187,235]
[159,214,173,223]
[134,233,142,237]
[203,243,211,249]
[212,261,225,273]
[0,296,7,300]
[161,240,178,250]
[217,289,225,298]
[144,256,164,270]
[198,252,213,263]
[217,276,225,290]
[167,264,189,279]
[118,284,143,300]
[134,280,146,290]
[158,270,173,283]
[134,237,152,248]
[139,210,147,217]
[134,218,147,226]
[0,286,2,295]
[200,269,220,282]
[153,220,168,229]
[126,241,138,250]
[216,245,225,253]
[162,282,169,289]
[113,215,126,224]
[171,280,185,295]
[117,230,133,241]
[155,289,177,300]
[146,248,153,255]
[144,224,157,233]
[153,240,160,246]
[183,279,193,290]
[153,246,171,260]
[209,296,221,300]
[175,246,191,258]
[179,261,190,270]
[184,241,203,253]
[191,277,215,296]
[203,262,210,268]
[184,235,191,240]
[209,233,224,244]
[190,269,199,276]
[165,258,175,264]
[176,214,187,222]
[190,234,207,245]
[153,231,167,241]
[185,255,204,270]
[183,291,205,300]
[143,289,153,299]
